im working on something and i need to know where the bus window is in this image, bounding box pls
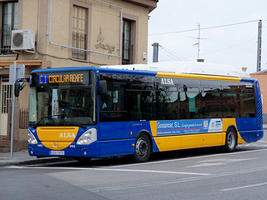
[239,83,256,118]
[222,93,238,118]
[240,93,256,117]
[128,92,142,121]
[179,86,201,119]
[202,88,222,118]
[156,86,179,120]
[99,83,127,122]
[221,81,239,118]
[127,87,156,121]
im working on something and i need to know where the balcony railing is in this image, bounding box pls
[72,32,87,61]
[1,28,13,53]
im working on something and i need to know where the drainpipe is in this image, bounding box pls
[48,0,122,58]
[152,42,159,62]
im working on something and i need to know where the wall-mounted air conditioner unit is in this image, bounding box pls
[11,30,35,51]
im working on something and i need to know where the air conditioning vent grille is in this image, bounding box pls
[13,33,23,47]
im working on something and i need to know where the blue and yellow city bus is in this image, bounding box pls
[28,64,264,162]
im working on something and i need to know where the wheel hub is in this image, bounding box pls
[136,137,148,157]
[227,132,235,149]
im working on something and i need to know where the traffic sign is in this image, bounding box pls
[9,64,25,84]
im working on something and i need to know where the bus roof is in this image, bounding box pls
[31,67,95,73]
[100,61,250,78]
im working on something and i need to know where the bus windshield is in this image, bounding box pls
[29,70,96,127]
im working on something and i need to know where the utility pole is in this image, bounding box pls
[9,63,25,158]
[193,24,206,62]
[152,42,159,62]
[197,24,201,60]
[257,20,262,72]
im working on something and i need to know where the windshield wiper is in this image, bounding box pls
[61,122,87,129]
[33,115,87,129]
[33,115,60,129]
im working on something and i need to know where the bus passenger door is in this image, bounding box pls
[98,82,131,157]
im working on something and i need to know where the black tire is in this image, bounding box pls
[225,128,237,152]
[133,133,151,162]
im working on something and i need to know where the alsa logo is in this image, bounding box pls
[59,132,75,138]
[161,78,174,85]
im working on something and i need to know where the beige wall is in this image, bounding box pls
[0,0,151,69]
[30,0,150,68]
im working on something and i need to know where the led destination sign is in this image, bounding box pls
[38,71,89,85]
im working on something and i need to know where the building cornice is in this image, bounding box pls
[123,0,158,12]
[0,60,42,67]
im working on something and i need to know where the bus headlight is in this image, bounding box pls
[77,128,97,145]
[28,129,37,144]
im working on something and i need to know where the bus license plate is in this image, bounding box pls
[50,150,65,155]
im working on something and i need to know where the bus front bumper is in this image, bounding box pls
[28,142,100,158]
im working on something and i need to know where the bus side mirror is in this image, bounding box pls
[14,80,26,97]
[98,80,107,95]
[14,82,21,97]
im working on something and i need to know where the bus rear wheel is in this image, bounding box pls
[134,133,151,162]
[225,128,237,152]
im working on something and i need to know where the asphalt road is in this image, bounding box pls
[1,133,267,200]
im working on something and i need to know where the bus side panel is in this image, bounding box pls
[236,118,263,143]
[235,118,257,131]
[153,136,182,152]
[99,122,130,140]
[181,134,203,149]
[99,140,130,157]
[98,122,130,157]
[202,133,225,147]
[130,121,152,138]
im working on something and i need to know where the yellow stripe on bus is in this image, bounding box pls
[156,72,242,82]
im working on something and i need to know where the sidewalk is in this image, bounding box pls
[0,149,67,167]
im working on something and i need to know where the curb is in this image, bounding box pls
[0,157,73,167]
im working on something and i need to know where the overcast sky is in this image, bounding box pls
[147,0,267,73]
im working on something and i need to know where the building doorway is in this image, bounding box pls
[0,79,12,136]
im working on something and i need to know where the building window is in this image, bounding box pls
[1,2,18,53]
[122,20,132,65]
[72,5,87,60]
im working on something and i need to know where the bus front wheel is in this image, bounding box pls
[225,128,237,152]
[134,133,151,162]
